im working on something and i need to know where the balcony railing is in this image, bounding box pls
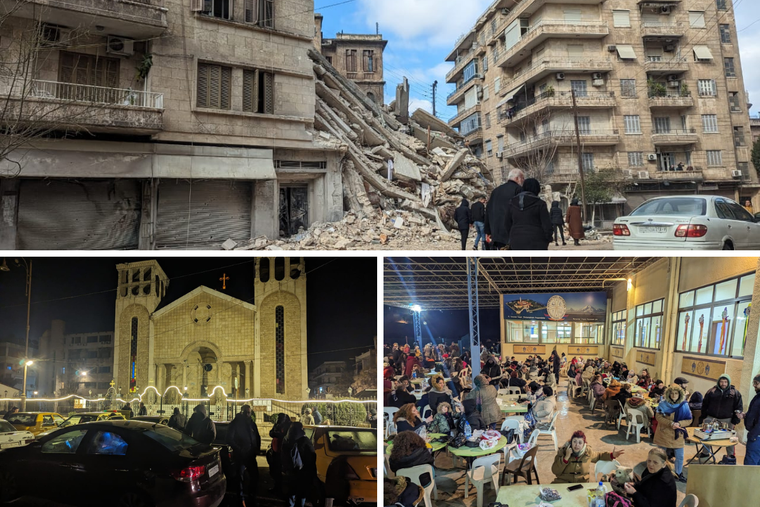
[651,128,699,145]
[446,75,482,104]
[506,91,617,122]
[644,56,689,74]
[504,129,619,157]
[508,58,614,88]
[449,104,480,125]
[648,94,694,108]
[30,80,164,109]
[641,22,685,38]
[446,45,481,82]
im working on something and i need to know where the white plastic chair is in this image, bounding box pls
[537,411,559,451]
[571,381,584,398]
[616,400,627,430]
[507,387,522,395]
[625,409,649,443]
[384,407,399,438]
[396,464,437,507]
[421,404,433,420]
[500,418,522,464]
[678,494,699,507]
[594,459,621,482]
[465,454,501,507]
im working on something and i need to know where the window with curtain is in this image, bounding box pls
[634,299,664,349]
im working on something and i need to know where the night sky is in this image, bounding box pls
[0,257,377,364]
[383,305,501,349]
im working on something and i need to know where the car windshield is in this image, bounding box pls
[630,198,706,217]
[0,420,18,433]
[6,414,36,426]
[143,424,202,452]
[326,430,376,452]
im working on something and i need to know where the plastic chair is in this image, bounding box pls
[503,443,540,485]
[594,459,621,482]
[396,464,437,507]
[625,409,649,443]
[500,418,523,443]
[507,387,522,395]
[465,454,501,507]
[497,388,510,398]
[537,411,559,451]
[384,407,399,438]
[421,404,433,420]
[571,381,584,398]
[617,400,627,430]
[678,494,699,507]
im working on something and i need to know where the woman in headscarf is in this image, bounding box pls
[464,374,500,429]
[566,197,585,246]
[504,177,553,250]
[268,413,292,496]
[653,385,692,483]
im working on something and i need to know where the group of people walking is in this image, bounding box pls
[455,169,585,250]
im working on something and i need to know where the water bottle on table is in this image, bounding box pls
[464,420,472,439]
[594,481,606,506]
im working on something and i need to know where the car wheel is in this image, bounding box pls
[0,469,18,503]
[118,492,153,507]
[723,242,734,250]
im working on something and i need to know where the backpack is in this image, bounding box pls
[290,444,303,470]
[605,492,633,507]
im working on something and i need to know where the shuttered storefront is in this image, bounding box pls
[155,180,253,249]
[17,179,141,250]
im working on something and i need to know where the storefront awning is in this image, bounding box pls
[497,84,526,108]
[693,45,713,60]
[616,45,637,60]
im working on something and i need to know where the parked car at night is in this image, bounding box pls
[0,420,35,450]
[304,425,377,505]
[131,415,170,426]
[60,411,126,428]
[0,420,226,506]
[5,412,65,436]
[613,195,760,250]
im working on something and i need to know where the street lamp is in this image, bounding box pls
[21,360,33,411]
[1,259,33,411]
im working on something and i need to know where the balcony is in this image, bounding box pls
[644,57,689,75]
[648,94,694,109]
[507,58,615,90]
[497,20,609,69]
[446,76,482,106]
[2,0,168,38]
[3,80,164,134]
[504,129,619,158]
[446,46,482,83]
[649,168,704,182]
[449,104,481,128]
[641,22,685,39]
[506,91,617,125]
[651,129,699,146]
[464,127,483,144]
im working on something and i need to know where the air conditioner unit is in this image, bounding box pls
[668,80,680,88]
[623,169,634,179]
[638,171,651,179]
[607,45,617,53]
[496,151,504,159]
[647,154,658,161]
[592,79,605,87]
[664,44,676,53]
[501,7,511,16]
[107,36,134,56]
[556,72,565,80]
[40,24,72,47]
[732,170,743,178]
[592,73,603,80]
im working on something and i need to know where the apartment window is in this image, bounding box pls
[243,69,275,114]
[724,57,736,77]
[494,76,501,94]
[628,152,644,167]
[256,0,275,28]
[734,126,746,146]
[72,336,81,345]
[346,50,357,72]
[612,10,630,28]
[245,0,254,22]
[720,24,731,44]
[620,79,636,97]
[635,299,664,349]
[87,336,98,344]
[706,150,723,166]
[463,60,479,83]
[59,52,119,90]
[571,80,587,98]
[729,92,741,111]
[482,56,488,72]
[486,140,493,157]
[483,84,489,101]
[202,0,231,20]
[654,117,671,134]
[676,272,755,357]
[197,63,231,109]
[577,116,591,134]
[689,11,706,28]
[582,153,594,171]
[484,112,491,129]
[497,135,504,153]
[363,50,375,73]
[99,366,111,374]
[717,0,727,10]
[491,19,497,37]
[702,114,718,133]
[99,335,111,344]
[564,9,582,24]
[698,79,717,97]
[624,115,641,134]
[611,310,627,346]
[325,56,332,65]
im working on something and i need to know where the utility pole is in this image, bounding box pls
[432,80,438,117]
[571,88,588,223]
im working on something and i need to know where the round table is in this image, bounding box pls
[499,402,528,414]
[496,482,612,504]
[384,433,449,455]
[449,435,508,460]
[685,427,737,465]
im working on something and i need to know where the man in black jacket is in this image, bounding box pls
[550,201,566,246]
[454,198,472,250]
[185,404,216,444]
[700,374,743,464]
[228,404,261,505]
[471,196,487,251]
[739,373,760,465]
[485,168,524,249]
[168,407,186,431]
[504,178,553,250]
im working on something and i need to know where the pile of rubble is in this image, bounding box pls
[230,49,494,250]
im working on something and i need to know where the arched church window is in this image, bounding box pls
[290,258,301,279]
[260,258,270,283]
[275,306,285,394]
[274,258,285,281]
[130,317,138,392]
[155,276,160,297]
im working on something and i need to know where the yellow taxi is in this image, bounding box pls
[59,410,126,428]
[6,412,65,436]
[304,425,377,505]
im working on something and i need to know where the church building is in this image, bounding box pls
[112,258,308,402]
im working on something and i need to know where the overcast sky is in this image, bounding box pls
[321,0,760,118]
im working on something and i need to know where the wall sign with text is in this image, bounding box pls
[502,292,607,322]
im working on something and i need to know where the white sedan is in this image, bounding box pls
[0,419,35,450]
[613,196,760,250]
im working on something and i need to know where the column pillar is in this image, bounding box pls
[661,258,682,383]
[248,360,256,397]
[739,259,760,402]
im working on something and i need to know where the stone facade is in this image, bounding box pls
[0,0,344,249]
[112,258,308,402]
[445,0,759,212]
[316,14,387,104]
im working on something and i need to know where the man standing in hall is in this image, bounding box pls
[700,374,742,464]
[485,169,524,250]
[740,374,760,465]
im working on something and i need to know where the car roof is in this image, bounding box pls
[13,412,61,416]
[68,412,114,416]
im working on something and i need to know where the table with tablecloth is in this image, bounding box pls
[496,482,613,505]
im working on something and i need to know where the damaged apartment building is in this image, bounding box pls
[0,0,343,249]
[445,0,758,215]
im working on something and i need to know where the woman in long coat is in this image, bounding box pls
[653,385,692,483]
[566,198,585,245]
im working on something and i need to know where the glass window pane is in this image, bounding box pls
[651,315,662,349]
[696,286,714,305]
[644,302,653,315]
[652,300,663,313]
[677,311,694,351]
[558,323,572,343]
[739,274,755,297]
[691,307,711,353]
[710,305,732,356]
[679,291,695,308]
[542,322,557,343]
[525,321,539,342]
[636,305,644,317]
[715,279,737,301]
[732,301,750,357]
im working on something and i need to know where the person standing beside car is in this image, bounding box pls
[228,404,261,506]
[185,404,216,444]
[281,422,317,507]
[168,407,186,431]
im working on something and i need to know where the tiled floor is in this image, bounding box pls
[420,382,743,506]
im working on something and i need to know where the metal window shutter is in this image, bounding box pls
[17,180,141,250]
[616,45,636,60]
[564,9,581,24]
[155,180,253,249]
[220,66,231,109]
[567,45,584,60]
[209,65,221,108]
[693,45,713,60]
[197,64,208,107]
[612,11,630,27]
[263,72,274,114]
[689,12,705,28]
[242,69,259,112]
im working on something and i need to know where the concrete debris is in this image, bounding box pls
[221,239,238,250]
[230,50,495,250]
